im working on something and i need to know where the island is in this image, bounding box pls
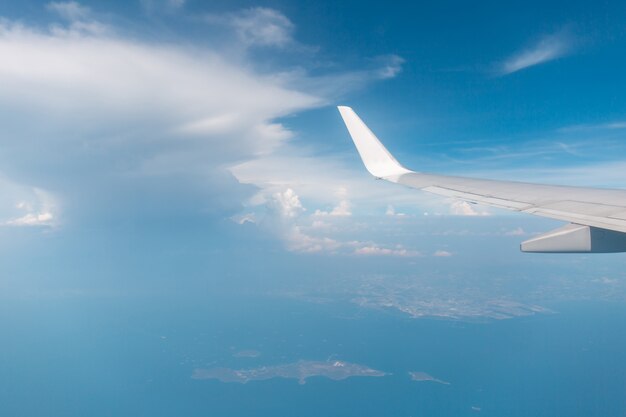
[192,360,388,384]
[409,371,450,385]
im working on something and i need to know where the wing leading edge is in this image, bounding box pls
[337,106,626,253]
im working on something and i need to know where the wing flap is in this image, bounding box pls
[525,208,626,234]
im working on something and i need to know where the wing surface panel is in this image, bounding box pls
[394,171,626,233]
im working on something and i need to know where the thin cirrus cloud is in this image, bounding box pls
[375,54,406,79]
[557,121,626,133]
[231,7,295,48]
[205,7,295,48]
[47,1,91,21]
[140,0,186,14]
[498,31,573,75]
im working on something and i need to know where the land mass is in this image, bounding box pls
[409,371,450,385]
[192,360,388,384]
[276,273,554,321]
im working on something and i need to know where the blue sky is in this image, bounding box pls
[2,0,626,299]
[5,4,626,416]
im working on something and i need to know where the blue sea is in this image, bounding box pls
[1,294,625,417]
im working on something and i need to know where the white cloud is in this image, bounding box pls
[231,213,256,225]
[558,121,626,133]
[271,188,305,218]
[499,31,572,75]
[504,227,526,236]
[47,1,91,21]
[229,147,456,256]
[0,13,331,223]
[140,0,186,14]
[385,204,407,217]
[7,212,54,227]
[256,187,423,257]
[0,21,318,151]
[310,219,330,229]
[0,3,413,257]
[230,154,440,211]
[314,200,352,217]
[354,245,421,257]
[375,54,405,79]
[284,226,342,253]
[433,250,452,257]
[449,201,490,216]
[207,7,295,48]
[2,186,58,228]
[46,1,109,36]
[264,191,343,254]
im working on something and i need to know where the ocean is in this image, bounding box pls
[0,295,625,417]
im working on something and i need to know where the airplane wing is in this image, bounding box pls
[338,106,626,253]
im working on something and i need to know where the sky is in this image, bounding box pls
[5,2,626,416]
[2,2,626,311]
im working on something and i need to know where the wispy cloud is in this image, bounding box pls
[206,7,295,49]
[46,1,109,35]
[374,54,405,79]
[498,31,573,75]
[47,1,91,21]
[140,0,185,14]
[557,121,626,133]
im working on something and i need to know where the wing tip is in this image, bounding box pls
[337,105,352,115]
[337,105,412,180]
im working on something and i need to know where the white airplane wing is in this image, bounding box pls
[338,106,626,253]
